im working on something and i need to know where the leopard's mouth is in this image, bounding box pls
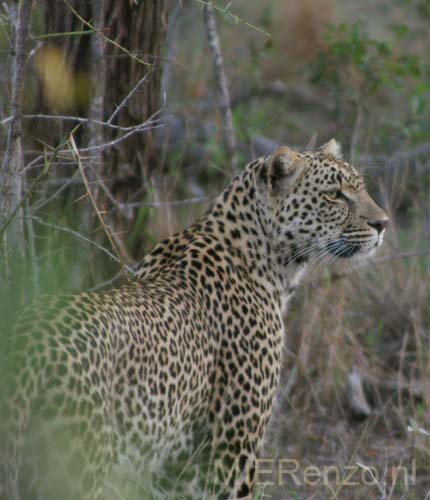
[326,231,384,259]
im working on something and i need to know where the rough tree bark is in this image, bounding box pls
[41,0,167,176]
[38,0,168,257]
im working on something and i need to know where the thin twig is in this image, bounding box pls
[31,169,81,212]
[108,73,151,124]
[202,1,237,173]
[68,113,164,154]
[88,269,125,292]
[31,216,135,274]
[0,127,74,240]
[21,111,164,215]
[1,114,157,132]
[196,0,271,38]
[69,134,131,281]
[62,0,151,67]
[15,113,164,171]
[33,29,95,40]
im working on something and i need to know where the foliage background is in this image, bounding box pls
[0,0,429,498]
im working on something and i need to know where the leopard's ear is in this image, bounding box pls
[320,138,342,159]
[267,146,304,195]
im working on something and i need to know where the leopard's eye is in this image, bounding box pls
[324,189,342,201]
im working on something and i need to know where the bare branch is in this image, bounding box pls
[62,0,152,67]
[20,110,165,216]
[108,73,151,125]
[0,131,66,241]
[69,135,131,280]
[202,2,237,173]
[0,0,34,261]
[31,169,81,212]
[15,112,163,170]
[1,114,158,132]
[88,269,126,292]
[31,216,135,274]
[72,112,164,154]
[196,0,271,38]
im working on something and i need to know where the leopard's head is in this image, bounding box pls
[261,140,388,264]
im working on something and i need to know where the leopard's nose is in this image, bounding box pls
[367,218,389,234]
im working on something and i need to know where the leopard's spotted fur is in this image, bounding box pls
[0,140,388,500]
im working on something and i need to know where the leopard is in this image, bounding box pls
[0,139,388,500]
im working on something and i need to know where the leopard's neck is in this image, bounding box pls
[202,163,308,311]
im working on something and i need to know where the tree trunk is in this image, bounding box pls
[42,0,167,175]
[39,0,168,256]
[0,0,34,273]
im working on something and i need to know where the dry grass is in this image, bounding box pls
[263,207,430,499]
[131,139,430,499]
[126,154,430,500]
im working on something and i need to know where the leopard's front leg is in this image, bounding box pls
[206,362,279,499]
[207,408,271,500]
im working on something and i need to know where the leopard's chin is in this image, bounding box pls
[357,231,386,259]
